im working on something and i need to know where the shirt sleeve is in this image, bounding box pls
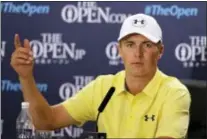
[61,79,97,126]
[155,89,191,138]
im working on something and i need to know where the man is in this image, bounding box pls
[11,13,191,138]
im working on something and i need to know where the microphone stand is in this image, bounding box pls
[95,112,100,132]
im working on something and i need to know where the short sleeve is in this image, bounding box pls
[155,90,191,138]
[61,80,96,126]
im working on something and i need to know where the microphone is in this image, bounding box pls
[81,87,115,139]
[98,87,116,113]
[96,87,115,132]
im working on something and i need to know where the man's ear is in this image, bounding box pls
[158,44,164,59]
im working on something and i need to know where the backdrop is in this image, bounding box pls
[1,1,206,139]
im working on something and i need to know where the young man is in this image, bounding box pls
[11,13,191,138]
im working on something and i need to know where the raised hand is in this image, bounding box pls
[10,34,34,79]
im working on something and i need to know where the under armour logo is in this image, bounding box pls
[144,115,155,121]
[132,18,146,27]
[134,19,145,24]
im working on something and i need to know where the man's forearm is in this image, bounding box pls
[19,76,54,130]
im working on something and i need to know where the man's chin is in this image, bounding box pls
[130,70,147,77]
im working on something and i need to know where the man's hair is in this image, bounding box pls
[118,34,163,48]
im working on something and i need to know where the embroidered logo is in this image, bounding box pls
[144,114,155,121]
[132,18,147,27]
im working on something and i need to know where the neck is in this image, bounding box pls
[125,69,157,95]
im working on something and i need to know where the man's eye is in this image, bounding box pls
[144,42,153,48]
[126,44,133,48]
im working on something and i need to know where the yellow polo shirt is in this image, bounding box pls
[62,69,191,138]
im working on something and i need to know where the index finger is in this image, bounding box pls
[14,34,22,49]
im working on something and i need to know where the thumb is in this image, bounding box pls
[24,39,31,50]
[14,34,22,49]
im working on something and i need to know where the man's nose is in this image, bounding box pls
[134,45,144,58]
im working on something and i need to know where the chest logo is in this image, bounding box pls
[144,114,155,121]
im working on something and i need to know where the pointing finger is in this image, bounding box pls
[14,34,22,49]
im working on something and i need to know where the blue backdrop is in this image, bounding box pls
[1,1,206,139]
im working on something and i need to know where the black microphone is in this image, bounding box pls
[98,87,115,112]
[81,87,115,139]
[96,87,115,132]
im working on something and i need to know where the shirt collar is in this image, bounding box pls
[114,70,126,95]
[142,69,162,98]
[114,69,163,98]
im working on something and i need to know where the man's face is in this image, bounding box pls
[118,34,163,77]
